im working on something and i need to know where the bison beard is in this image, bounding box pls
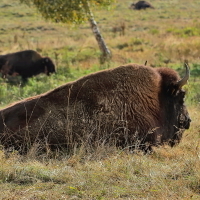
[0,63,190,153]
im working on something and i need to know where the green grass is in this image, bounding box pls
[0,0,200,199]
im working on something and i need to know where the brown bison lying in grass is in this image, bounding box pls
[0,50,56,82]
[130,1,155,10]
[0,63,191,153]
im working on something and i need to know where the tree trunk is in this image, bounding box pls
[82,1,111,63]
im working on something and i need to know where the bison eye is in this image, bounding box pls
[175,90,185,97]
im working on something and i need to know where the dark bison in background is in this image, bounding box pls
[0,63,190,153]
[0,50,56,82]
[130,1,154,10]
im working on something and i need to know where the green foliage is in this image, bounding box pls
[129,38,144,46]
[61,46,98,64]
[190,63,200,77]
[176,63,200,104]
[116,42,128,50]
[116,38,144,50]
[166,26,200,37]
[184,81,200,105]
[149,28,159,35]
[20,0,115,24]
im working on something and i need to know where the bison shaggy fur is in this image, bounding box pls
[0,63,191,153]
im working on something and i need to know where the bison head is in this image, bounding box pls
[43,57,56,75]
[157,63,191,146]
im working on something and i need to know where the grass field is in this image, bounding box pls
[0,0,200,199]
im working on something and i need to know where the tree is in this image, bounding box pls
[20,0,114,63]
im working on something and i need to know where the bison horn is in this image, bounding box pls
[177,63,190,89]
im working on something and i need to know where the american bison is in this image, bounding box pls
[0,50,56,82]
[0,63,190,153]
[130,1,154,10]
